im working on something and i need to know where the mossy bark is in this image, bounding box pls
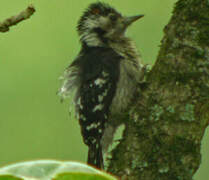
[108,0,209,179]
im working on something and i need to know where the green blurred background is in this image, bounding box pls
[0,0,208,179]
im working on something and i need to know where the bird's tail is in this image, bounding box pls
[87,144,104,169]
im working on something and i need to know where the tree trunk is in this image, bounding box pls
[108,0,209,179]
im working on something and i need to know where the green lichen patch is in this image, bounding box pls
[180,104,195,122]
[166,106,175,113]
[159,166,170,174]
[131,154,149,170]
[149,104,164,121]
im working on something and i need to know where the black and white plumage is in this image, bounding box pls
[59,2,144,169]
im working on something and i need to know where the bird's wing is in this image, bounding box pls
[76,47,122,168]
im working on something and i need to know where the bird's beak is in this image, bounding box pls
[124,14,144,27]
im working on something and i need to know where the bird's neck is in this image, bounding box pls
[81,32,141,63]
[108,37,141,63]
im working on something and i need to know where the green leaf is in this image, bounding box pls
[0,160,117,180]
[0,175,23,180]
[54,172,115,180]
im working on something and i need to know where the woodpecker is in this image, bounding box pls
[58,2,144,169]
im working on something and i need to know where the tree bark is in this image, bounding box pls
[108,0,209,179]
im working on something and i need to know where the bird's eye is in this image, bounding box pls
[92,8,100,15]
[109,14,117,21]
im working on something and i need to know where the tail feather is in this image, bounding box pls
[87,144,104,169]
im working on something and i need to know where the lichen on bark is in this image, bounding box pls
[107,0,209,179]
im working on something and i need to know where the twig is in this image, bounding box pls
[0,5,35,33]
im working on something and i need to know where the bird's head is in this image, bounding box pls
[77,2,144,46]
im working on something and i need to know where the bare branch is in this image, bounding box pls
[0,5,35,33]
